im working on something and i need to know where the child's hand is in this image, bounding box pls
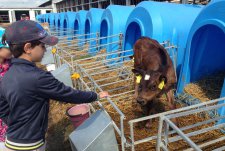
[98,91,109,99]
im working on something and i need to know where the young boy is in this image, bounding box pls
[0,20,108,151]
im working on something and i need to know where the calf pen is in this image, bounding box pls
[47,28,225,151]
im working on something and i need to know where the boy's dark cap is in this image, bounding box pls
[5,20,58,46]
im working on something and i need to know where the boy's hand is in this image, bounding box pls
[98,91,109,99]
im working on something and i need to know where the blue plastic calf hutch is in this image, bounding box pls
[123,1,203,75]
[175,0,225,126]
[99,5,133,64]
[39,14,45,23]
[65,12,77,29]
[48,13,56,27]
[54,13,60,29]
[59,12,67,36]
[74,10,88,48]
[35,15,41,22]
[44,13,50,23]
[65,12,77,40]
[85,8,104,54]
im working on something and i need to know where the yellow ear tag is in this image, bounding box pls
[51,48,57,54]
[158,80,165,90]
[136,75,142,84]
[132,58,134,63]
[71,73,80,80]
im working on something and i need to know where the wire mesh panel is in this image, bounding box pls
[91,0,99,7]
[112,0,126,5]
[100,0,111,9]
[83,0,90,10]
[130,0,144,5]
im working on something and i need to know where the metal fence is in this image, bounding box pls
[46,25,225,151]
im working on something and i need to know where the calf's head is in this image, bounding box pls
[132,68,167,106]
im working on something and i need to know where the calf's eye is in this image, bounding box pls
[149,85,157,91]
[138,85,142,91]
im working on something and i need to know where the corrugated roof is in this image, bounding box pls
[38,0,52,7]
[53,0,65,4]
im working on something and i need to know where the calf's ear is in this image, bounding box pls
[132,68,139,74]
[159,75,168,84]
[129,55,134,59]
[132,68,144,75]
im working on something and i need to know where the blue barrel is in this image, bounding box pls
[85,8,104,54]
[100,5,133,63]
[75,10,88,48]
[123,1,203,74]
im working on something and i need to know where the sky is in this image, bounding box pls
[0,0,48,8]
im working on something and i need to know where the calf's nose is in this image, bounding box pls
[137,98,145,105]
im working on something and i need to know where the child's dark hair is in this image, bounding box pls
[2,33,41,58]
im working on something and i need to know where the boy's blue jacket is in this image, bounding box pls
[0,58,97,144]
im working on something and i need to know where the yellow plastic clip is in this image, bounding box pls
[158,80,165,90]
[71,73,80,80]
[51,48,57,54]
[136,75,142,84]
